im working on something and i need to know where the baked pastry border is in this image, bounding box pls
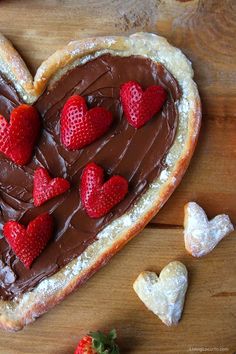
[0,32,201,331]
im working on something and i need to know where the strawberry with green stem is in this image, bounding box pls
[75,329,119,354]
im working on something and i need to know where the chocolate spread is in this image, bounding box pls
[0,54,181,300]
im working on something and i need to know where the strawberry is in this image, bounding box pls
[75,335,95,354]
[0,104,41,165]
[80,162,128,219]
[75,329,119,354]
[60,95,113,150]
[33,167,70,207]
[120,80,167,128]
[3,213,54,269]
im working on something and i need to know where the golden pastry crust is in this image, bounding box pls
[0,34,36,102]
[0,32,201,331]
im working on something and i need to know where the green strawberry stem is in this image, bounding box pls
[90,329,120,354]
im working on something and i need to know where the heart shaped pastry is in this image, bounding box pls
[133,261,188,326]
[184,202,234,257]
[0,32,200,330]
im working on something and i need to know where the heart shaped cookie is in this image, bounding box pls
[0,32,201,331]
[133,261,188,326]
[184,202,234,257]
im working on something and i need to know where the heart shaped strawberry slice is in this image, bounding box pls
[33,167,70,207]
[120,81,167,128]
[3,213,54,269]
[60,95,113,150]
[0,104,41,165]
[80,162,128,218]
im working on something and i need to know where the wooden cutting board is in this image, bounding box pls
[0,0,235,353]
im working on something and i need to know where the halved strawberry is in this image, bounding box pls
[3,213,54,268]
[0,104,41,165]
[60,95,113,150]
[80,162,128,218]
[33,167,70,206]
[120,81,167,128]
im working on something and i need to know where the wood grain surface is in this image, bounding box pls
[1,228,236,354]
[0,0,235,353]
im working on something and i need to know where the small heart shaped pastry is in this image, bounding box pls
[184,202,234,257]
[133,261,188,326]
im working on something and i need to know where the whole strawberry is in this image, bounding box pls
[75,329,119,354]
[120,80,167,128]
[80,162,128,218]
[3,213,54,268]
[0,104,41,165]
[60,95,113,150]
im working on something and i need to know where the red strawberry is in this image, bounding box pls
[33,167,70,207]
[80,162,128,219]
[60,95,113,150]
[3,213,53,269]
[75,335,95,354]
[75,329,119,354]
[0,104,41,165]
[120,81,167,128]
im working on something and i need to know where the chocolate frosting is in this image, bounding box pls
[0,54,180,300]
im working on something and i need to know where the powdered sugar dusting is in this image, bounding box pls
[133,261,188,326]
[184,202,234,257]
[160,170,169,182]
[0,34,36,104]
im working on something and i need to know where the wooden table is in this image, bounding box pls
[0,0,236,353]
